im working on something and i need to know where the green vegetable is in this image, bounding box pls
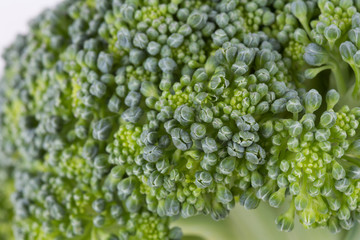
[1,0,360,239]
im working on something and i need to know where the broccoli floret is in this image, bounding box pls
[1,0,360,239]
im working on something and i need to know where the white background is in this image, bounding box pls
[0,0,61,74]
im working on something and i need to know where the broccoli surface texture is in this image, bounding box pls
[1,0,360,239]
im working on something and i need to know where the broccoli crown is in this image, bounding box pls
[1,0,360,239]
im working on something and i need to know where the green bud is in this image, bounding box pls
[271,98,287,114]
[269,188,286,208]
[130,48,146,65]
[255,49,273,67]
[125,192,142,213]
[125,91,142,107]
[340,218,355,230]
[97,52,113,73]
[92,199,106,213]
[326,197,341,211]
[340,41,357,62]
[216,13,230,28]
[93,215,105,227]
[167,33,184,48]
[122,107,143,123]
[147,41,161,56]
[199,107,214,123]
[261,120,273,138]
[326,89,340,109]
[291,1,308,21]
[262,11,275,26]
[315,129,330,142]
[349,28,360,48]
[294,28,309,43]
[256,180,275,200]
[217,126,233,141]
[117,177,137,200]
[133,32,148,49]
[93,118,112,141]
[193,68,208,82]
[216,185,233,204]
[275,207,295,232]
[143,145,163,162]
[352,12,360,28]
[324,24,341,43]
[250,171,264,188]
[320,111,337,128]
[174,105,195,126]
[287,137,299,150]
[294,194,308,211]
[288,121,303,137]
[94,154,110,172]
[328,217,341,233]
[335,178,350,192]
[169,227,183,240]
[340,0,353,8]
[290,182,300,195]
[338,205,351,221]
[301,113,316,130]
[187,11,208,30]
[171,128,193,151]
[212,29,229,46]
[201,137,218,153]
[299,208,316,226]
[240,189,260,209]
[286,98,303,114]
[159,57,177,73]
[353,50,360,66]
[210,202,229,220]
[256,69,270,82]
[214,157,234,175]
[304,43,329,66]
[190,123,206,140]
[108,95,121,113]
[148,171,164,188]
[117,28,132,49]
[304,89,322,113]
[231,61,248,76]
[332,162,346,180]
[195,171,213,188]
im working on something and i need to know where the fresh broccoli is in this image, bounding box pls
[1,0,360,239]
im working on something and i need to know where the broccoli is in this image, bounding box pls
[1,0,360,239]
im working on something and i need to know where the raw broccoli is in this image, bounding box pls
[0,0,360,239]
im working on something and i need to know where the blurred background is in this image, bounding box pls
[0,0,61,74]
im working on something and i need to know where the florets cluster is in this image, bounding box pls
[1,0,360,239]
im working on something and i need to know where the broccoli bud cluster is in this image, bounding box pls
[1,0,360,239]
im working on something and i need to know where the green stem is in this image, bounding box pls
[330,62,347,96]
[299,19,312,38]
[349,64,360,98]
